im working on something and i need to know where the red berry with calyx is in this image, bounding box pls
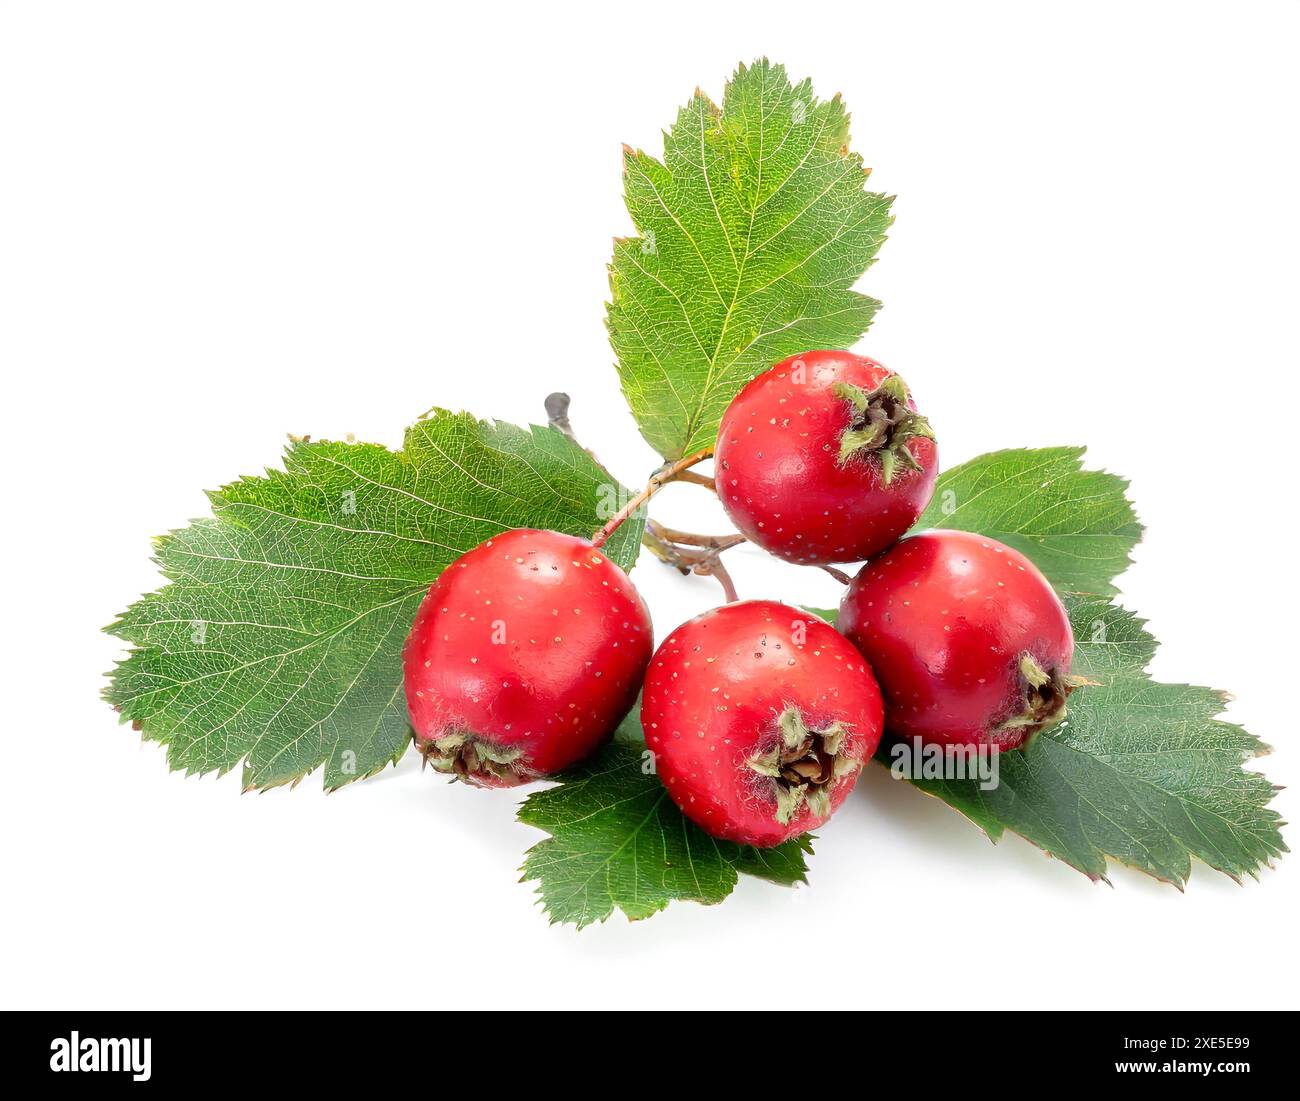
[714,350,938,564]
[838,530,1077,751]
[403,528,653,787]
[641,600,884,847]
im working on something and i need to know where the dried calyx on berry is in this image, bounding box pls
[834,375,936,483]
[995,654,1094,745]
[747,707,861,825]
[416,731,527,785]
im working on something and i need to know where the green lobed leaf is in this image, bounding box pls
[607,58,893,461]
[519,736,813,928]
[105,411,643,791]
[899,594,1286,886]
[915,446,1142,597]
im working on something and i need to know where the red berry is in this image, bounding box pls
[838,530,1076,751]
[714,350,938,564]
[403,528,653,787]
[641,600,884,847]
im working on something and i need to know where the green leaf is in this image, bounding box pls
[608,58,893,460]
[519,739,812,928]
[105,411,643,791]
[916,446,1142,596]
[898,594,1286,886]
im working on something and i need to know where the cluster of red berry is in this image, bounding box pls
[403,351,1076,847]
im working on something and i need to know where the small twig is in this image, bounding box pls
[641,522,713,572]
[542,394,737,598]
[642,520,741,603]
[695,555,740,603]
[591,449,714,548]
[652,526,746,552]
[639,523,684,570]
[818,565,853,586]
[544,392,576,440]
[672,468,717,492]
[643,521,725,565]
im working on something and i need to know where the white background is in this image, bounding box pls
[2,0,1297,1010]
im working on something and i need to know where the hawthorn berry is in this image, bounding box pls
[714,350,937,564]
[403,528,652,787]
[838,530,1077,750]
[641,600,884,847]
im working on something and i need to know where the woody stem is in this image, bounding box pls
[542,394,737,598]
[590,449,714,549]
[642,521,741,603]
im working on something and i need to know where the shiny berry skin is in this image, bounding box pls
[838,530,1076,751]
[403,529,653,787]
[641,600,884,847]
[714,350,938,564]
